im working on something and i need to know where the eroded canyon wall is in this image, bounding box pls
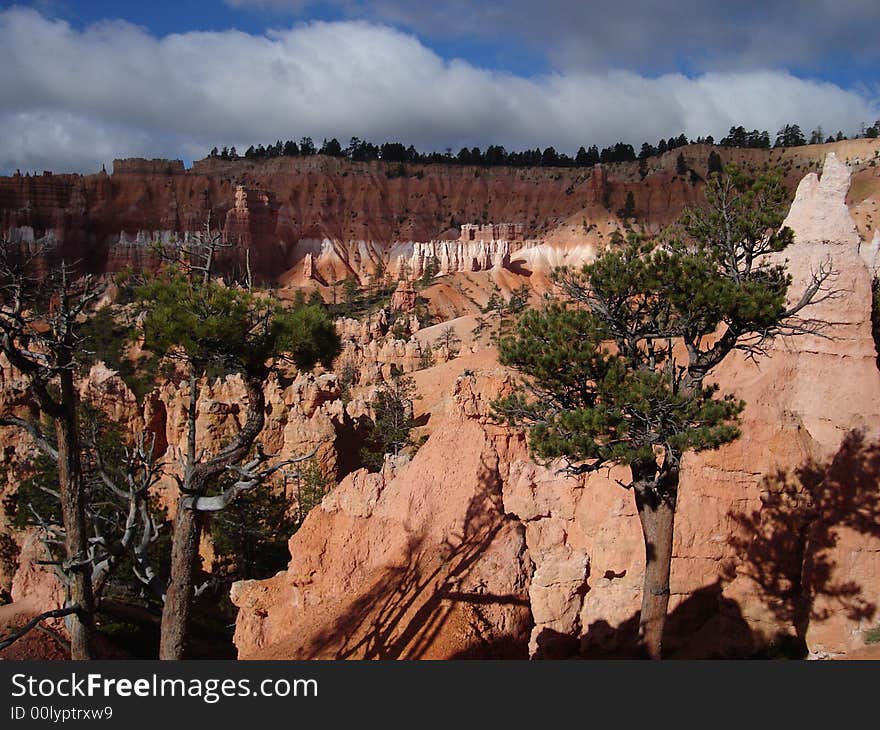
[232,153,880,659]
[5,141,876,287]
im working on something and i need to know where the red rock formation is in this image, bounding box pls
[389,280,416,312]
[460,223,524,241]
[4,141,875,286]
[4,142,880,660]
[0,531,69,660]
[223,186,283,277]
[233,153,880,659]
[231,370,533,659]
[113,159,185,176]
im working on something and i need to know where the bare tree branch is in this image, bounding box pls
[0,416,59,460]
[0,606,79,652]
[185,446,319,512]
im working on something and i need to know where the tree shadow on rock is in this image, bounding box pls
[569,580,765,659]
[725,428,880,653]
[302,454,531,659]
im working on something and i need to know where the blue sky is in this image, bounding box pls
[0,1,877,173]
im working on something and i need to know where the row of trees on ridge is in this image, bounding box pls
[208,120,880,169]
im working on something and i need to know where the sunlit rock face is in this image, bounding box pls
[510,152,880,659]
[4,142,880,659]
[233,153,880,660]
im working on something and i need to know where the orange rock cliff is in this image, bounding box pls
[1,141,880,659]
[2,139,877,286]
[230,150,880,659]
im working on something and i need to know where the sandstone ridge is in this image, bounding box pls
[232,153,880,659]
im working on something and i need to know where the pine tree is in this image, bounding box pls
[494,164,831,658]
[137,228,339,659]
[419,257,440,287]
[775,124,806,148]
[437,325,461,357]
[343,276,360,306]
[360,374,418,471]
[676,152,687,176]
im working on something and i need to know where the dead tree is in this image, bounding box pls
[89,431,164,602]
[0,239,168,657]
[0,417,164,655]
[0,241,100,658]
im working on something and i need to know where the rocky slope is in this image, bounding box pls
[232,366,533,659]
[232,153,880,659]
[3,142,880,659]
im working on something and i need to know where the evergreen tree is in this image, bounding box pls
[137,229,339,659]
[211,458,330,581]
[343,276,359,306]
[437,325,461,357]
[360,374,418,471]
[775,124,806,148]
[721,126,747,147]
[507,284,530,315]
[541,146,559,166]
[494,164,830,658]
[485,145,507,166]
[320,137,343,157]
[675,152,687,175]
[419,257,440,286]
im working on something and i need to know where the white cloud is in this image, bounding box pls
[0,7,877,174]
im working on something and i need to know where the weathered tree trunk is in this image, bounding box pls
[632,460,678,660]
[159,369,200,660]
[159,371,266,659]
[159,501,202,660]
[55,369,95,660]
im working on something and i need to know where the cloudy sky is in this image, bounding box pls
[0,1,878,174]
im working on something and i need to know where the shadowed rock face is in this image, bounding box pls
[231,372,534,660]
[233,153,880,660]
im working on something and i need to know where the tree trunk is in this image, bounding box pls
[55,370,95,660]
[159,501,202,660]
[158,369,266,659]
[160,370,201,660]
[632,461,678,660]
